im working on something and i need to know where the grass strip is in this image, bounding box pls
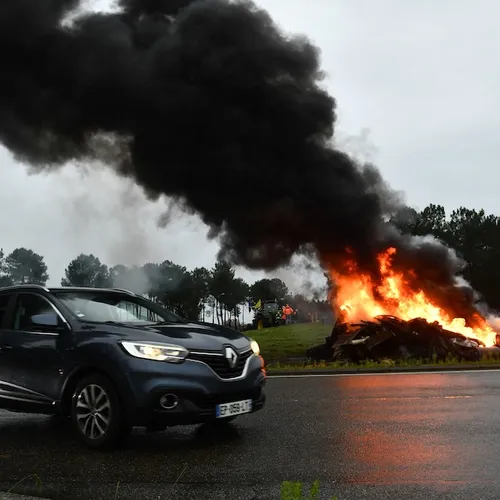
[266,354,500,373]
[246,323,331,360]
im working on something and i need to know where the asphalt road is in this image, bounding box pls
[1,370,500,500]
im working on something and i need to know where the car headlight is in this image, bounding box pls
[249,339,260,356]
[119,341,188,363]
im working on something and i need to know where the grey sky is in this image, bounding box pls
[1,0,498,289]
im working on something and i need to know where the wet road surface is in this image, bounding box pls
[1,370,500,499]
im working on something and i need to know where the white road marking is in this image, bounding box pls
[268,368,500,379]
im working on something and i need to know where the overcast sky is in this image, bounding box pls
[1,0,498,289]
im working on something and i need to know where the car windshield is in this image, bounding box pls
[52,291,183,324]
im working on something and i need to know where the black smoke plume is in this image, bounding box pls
[0,0,491,323]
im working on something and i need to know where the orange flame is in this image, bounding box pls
[328,247,496,346]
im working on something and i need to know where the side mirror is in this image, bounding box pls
[31,312,59,328]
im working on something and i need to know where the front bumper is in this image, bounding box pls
[124,353,267,427]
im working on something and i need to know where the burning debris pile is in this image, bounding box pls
[307,245,500,364]
[307,315,488,364]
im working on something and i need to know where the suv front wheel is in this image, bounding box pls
[71,373,131,450]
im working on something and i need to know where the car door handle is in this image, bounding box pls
[0,345,12,352]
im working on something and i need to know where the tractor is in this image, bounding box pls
[252,299,284,329]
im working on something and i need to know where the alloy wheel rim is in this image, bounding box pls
[75,384,111,440]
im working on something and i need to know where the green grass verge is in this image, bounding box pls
[246,323,331,361]
[266,353,500,372]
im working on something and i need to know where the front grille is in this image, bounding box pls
[188,348,253,379]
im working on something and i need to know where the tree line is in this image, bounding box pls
[0,248,329,327]
[2,203,500,324]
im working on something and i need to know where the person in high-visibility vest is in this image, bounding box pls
[283,304,294,324]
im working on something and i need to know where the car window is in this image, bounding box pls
[53,292,181,324]
[11,293,62,331]
[0,294,12,327]
[114,300,163,322]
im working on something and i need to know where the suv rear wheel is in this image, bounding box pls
[71,373,131,450]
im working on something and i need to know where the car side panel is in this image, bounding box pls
[0,329,64,407]
[0,292,57,412]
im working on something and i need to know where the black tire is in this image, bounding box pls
[70,373,131,450]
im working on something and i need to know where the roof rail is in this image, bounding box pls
[112,287,136,295]
[0,284,50,292]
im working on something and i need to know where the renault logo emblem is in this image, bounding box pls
[224,346,238,368]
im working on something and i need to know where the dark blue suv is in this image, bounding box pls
[0,285,266,449]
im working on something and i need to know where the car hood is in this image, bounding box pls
[100,321,251,352]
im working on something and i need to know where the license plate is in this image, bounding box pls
[215,399,253,418]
